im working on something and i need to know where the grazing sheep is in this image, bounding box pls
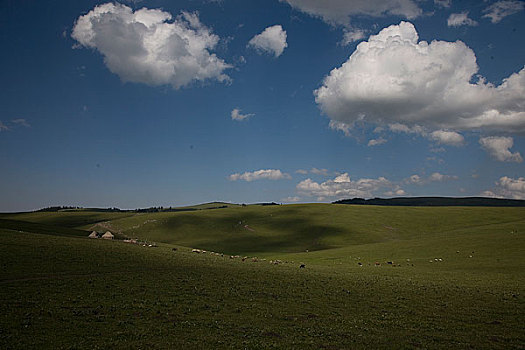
[358,262,363,266]
[387,261,393,265]
[299,264,305,268]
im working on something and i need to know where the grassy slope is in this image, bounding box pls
[0,211,134,229]
[0,229,523,349]
[1,204,524,348]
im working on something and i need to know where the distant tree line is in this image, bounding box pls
[332,197,525,207]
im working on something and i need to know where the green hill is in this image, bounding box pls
[1,204,523,348]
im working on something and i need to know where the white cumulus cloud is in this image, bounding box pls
[248,25,287,57]
[229,169,291,182]
[447,12,478,27]
[429,130,464,146]
[297,173,393,200]
[483,176,525,199]
[483,1,525,23]
[280,0,422,27]
[479,136,523,162]
[231,108,254,121]
[497,176,525,199]
[315,21,525,136]
[72,3,231,89]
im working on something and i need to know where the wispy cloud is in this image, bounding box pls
[483,0,525,23]
[280,0,422,27]
[231,108,254,121]
[11,119,31,128]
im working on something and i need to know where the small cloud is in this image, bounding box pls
[447,12,478,27]
[11,119,30,128]
[429,130,464,146]
[310,168,329,176]
[231,108,254,121]
[368,137,387,147]
[480,190,502,198]
[483,0,524,23]
[389,123,425,135]
[248,25,287,57]
[429,172,458,182]
[282,196,301,202]
[384,188,407,196]
[407,174,422,184]
[329,120,352,136]
[479,136,523,163]
[434,0,451,8]
[229,169,291,182]
[296,169,308,175]
[406,172,458,184]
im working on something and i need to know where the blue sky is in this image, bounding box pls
[1,0,524,211]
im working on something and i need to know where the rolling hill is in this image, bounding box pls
[0,203,523,348]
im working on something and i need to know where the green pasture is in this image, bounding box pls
[0,204,523,348]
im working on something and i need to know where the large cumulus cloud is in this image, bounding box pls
[315,21,525,134]
[72,3,231,88]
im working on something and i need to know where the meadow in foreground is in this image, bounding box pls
[0,204,523,349]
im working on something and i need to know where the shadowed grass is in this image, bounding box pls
[0,228,523,349]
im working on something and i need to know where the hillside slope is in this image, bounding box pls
[1,228,523,349]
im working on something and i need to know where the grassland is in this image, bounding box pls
[0,204,524,349]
